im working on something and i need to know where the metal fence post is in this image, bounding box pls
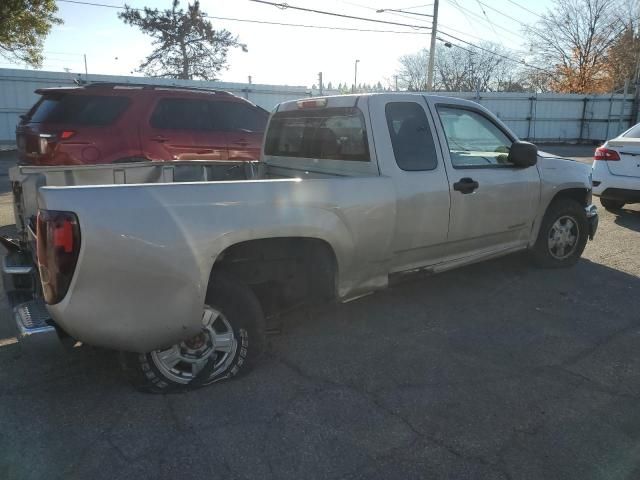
[605,90,614,140]
[617,79,629,135]
[578,97,588,142]
[527,95,535,140]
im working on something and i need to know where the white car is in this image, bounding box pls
[592,122,640,210]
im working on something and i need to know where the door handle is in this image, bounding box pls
[151,135,169,143]
[453,177,479,194]
[233,139,249,146]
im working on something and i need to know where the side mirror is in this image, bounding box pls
[509,141,538,167]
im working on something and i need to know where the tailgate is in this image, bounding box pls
[607,141,640,178]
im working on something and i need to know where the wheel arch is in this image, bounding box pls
[209,236,340,317]
[530,186,591,247]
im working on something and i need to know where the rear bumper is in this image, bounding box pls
[597,188,640,204]
[585,204,598,240]
[3,249,65,352]
[592,162,640,200]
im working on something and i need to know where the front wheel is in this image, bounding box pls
[530,198,589,268]
[122,274,265,393]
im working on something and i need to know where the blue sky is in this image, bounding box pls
[1,0,556,87]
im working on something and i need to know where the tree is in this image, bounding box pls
[119,0,246,80]
[397,49,429,90]
[604,25,640,91]
[0,0,62,67]
[326,81,333,90]
[526,0,624,93]
[398,42,529,92]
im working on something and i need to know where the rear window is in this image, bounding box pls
[28,94,130,125]
[264,107,370,161]
[623,123,640,138]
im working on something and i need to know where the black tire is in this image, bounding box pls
[121,274,265,393]
[530,198,589,268]
[600,198,625,212]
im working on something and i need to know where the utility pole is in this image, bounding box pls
[353,59,360,93]
[318,72,323,96]
[394,75,398,91]
[426,0,439,91]
[83,54,88,80]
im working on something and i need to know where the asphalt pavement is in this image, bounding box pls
[1,147,639,480]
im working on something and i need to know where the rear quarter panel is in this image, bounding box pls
[39,176,396,352]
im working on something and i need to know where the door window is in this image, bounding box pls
[437,106,513,168]
[150,98,213,130]
[385,102,438,171]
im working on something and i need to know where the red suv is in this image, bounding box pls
[16,83,269,165]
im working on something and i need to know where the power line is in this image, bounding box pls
[448,0,481,39]
[476,0,533,30]
[442,0,525,40]
[436,30,554,74]
[336,0,433,25]
[56,0,431,34]
[248,0,430,30]
[505,0,542,19]
[473,0,503,47]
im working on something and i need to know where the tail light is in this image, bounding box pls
[594,147,620,161]
[36,210,81,304]
[59,130,76,140]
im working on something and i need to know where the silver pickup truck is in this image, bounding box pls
[4,93,598,392]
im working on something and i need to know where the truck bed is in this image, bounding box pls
[9,160,264,243]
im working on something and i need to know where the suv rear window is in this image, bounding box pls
[28,94,130,125]
[264,107,370,161]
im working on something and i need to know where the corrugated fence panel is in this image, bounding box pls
[0,68,636,143]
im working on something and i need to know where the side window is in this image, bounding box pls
[437,106,513,168]
[385,102,438,171]
[214,103,268,132]
[150,98,211,130]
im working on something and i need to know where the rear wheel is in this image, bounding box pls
[122,274,265,393]
[530,198,588,268]
[600,198,625,211]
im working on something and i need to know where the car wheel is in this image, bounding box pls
[530,198,589,268]
[122,274,265,393]
[600,198,625,211]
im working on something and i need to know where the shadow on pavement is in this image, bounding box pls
[613,208,640,232]
[1,252,640,480]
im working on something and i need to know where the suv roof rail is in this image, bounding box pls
[78,81,232,95]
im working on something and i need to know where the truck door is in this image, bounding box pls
[368,95,451,271]
[428,101,539,253]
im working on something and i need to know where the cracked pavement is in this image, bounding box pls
[1,149,640,479]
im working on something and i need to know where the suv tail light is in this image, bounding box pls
[594,147,620,161]
[59,130,76,140]
[36,210,81,304]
